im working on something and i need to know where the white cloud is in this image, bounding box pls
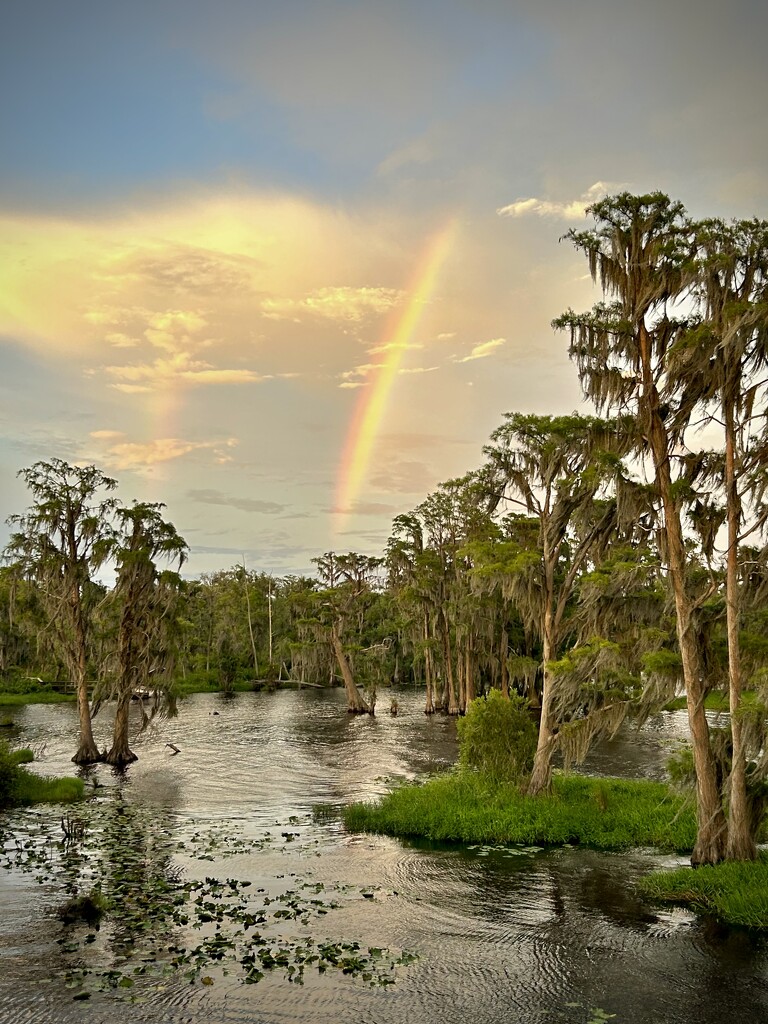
[398,365,438,375]
[496,182,615,221]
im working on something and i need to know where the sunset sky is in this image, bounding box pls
[2,0,767,577]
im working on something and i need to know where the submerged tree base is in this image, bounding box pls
[639,853,768,928]
[344,771,698,852]
[72,743,102,766]
[102,747,138,767]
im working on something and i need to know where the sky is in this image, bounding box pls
[1,0,767,578]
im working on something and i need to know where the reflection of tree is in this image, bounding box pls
[96,793,179,960]
[49,787,184,997]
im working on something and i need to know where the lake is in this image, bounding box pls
[1,688,767,1024]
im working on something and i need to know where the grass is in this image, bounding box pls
[663,690,761,713]
[344,771,697,852]
[0,691,75,706]
[639,852,768,928]
[13,771,85,805]
[0,740,84,808]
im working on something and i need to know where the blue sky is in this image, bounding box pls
[1,0,767,576]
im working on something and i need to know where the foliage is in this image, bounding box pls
[456,690,536,782]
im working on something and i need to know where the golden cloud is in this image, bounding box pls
[452,337,506,363]
[88,432,239,472]
[262,285,402,324]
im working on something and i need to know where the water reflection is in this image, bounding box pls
[0,690,767,1024]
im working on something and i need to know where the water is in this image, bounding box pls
[1,689,767,1024]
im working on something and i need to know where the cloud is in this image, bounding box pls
[188,488,286,514]
[452,337,506,363]
[368,339,424,354]
[143,309,208,352]
[103,351,269,390]
[89,432,239,472]
[339,362,385,383]
[325,500,399,516]
[262,286,402,324]
[369,457,436,495]
[338,381,366,389]
[105,332,139,348]
[496,182,614,221]
[398,365,438,375]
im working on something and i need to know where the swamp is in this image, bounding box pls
[2,688,768,1024]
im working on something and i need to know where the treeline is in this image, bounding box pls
[3,193,768,868]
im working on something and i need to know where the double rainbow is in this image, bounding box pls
[334,218,457,533]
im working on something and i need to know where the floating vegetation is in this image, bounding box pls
[0,797,418,1001]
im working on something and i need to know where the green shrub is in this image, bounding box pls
[456,690,537,783]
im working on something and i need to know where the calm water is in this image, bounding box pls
[1,689,767,1024]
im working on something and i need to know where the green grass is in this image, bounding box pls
[663,690,762,713]
[0,740,84,808]
[639,853,768,928]
[0,691,75,706]
[13,770,85,805]
[344,771,697,852]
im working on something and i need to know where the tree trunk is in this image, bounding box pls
[71,618,100,765]
[500,627,510,699]
[641,324,727,864]
[441,610,459,715]
[424,612,435,714]
[526,622,556,796]
[464,646,475,707]
[103,692,138,766]
[724,399,755,860]
[330,625,370,713]
[457,642,467,713]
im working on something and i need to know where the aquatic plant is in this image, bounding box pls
[0,799,417,1001]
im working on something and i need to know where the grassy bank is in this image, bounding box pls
[639,853,768,928]
[663,690,763,713]
[0,678,287,705]
[344,771,697,852]
[0,742,84,808]
[0,691,75,706]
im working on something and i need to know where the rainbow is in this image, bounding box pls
[334,218,457,533]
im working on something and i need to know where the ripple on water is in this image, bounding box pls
[3,691,768,1024]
